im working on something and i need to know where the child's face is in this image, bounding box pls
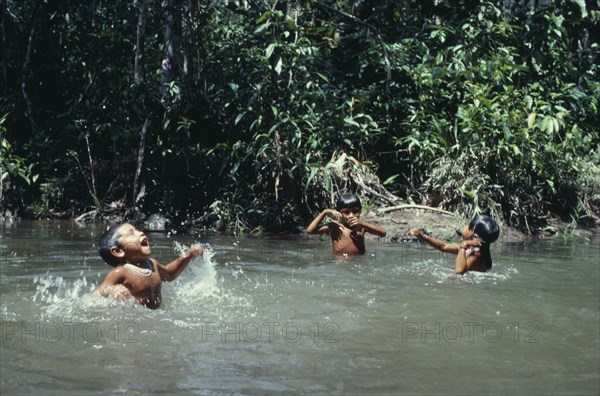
[458,224,479,241]
[339,207,361,224]
[115,223,151,262]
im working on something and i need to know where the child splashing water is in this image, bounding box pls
[94,223,203,309]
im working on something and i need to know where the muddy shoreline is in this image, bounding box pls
[363,207,599,243]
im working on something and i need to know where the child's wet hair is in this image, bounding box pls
[469,214,500,243]
[98,224,124,267]
[336,193,362,211]
[469,214,499,270]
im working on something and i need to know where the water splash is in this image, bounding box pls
[32,271,139,321]
[27,241,248,324]
[165,242,257,327]
[33,273,91,304]
[170,243,224,301]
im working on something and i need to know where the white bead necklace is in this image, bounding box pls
[123,260,153,277]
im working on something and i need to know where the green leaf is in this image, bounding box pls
[512,145,522,156]
[256,11,272,24]
[344,118,360,127]
[235,112,247,125]
[254,22,271,34]
[552,118,559,133]
[228,83,239,93]
[305,168,318,192]
[265,43,276,59]
[315,72,329,82]
[540,117,549,133]
[382,174,400,185]
[527,113,537,128]
[274,58,283,74]
[461,189,476,198]
[570,0,588,17]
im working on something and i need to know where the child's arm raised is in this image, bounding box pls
[407,228,459,254]
[357,220,387,237]
[307,209,342,234]
[157,244,204,281]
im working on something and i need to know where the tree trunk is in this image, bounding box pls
[132,0,150,206]
[2,0,7,90]
[134,0,148,81]
[20,2,44,135]
[182,0,195,85]
[161,0,182,95]
[133,117,151,205]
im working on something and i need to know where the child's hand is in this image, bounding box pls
[185,244,204,258]
[323,209,342,221]
[459,239,483,250]
[347,217,360,228]
[406,228,424,238]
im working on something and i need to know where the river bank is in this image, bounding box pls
[2,205,598,243]
[362,207,599,244]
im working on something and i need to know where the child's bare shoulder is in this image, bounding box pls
[102,265,130,282]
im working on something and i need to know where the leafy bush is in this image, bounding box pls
[1,0,598,232]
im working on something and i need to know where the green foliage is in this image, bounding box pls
[392,0,599,230]
[30,179,65,219]
[1,114,38,210]
[200,5,388,230]
[0,115,37,187]
[1,0,598,232]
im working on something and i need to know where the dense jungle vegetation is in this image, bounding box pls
[1,0,599,234]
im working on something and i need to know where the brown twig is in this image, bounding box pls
[378,204,455,216]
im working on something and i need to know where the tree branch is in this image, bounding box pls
[378,205,455,216]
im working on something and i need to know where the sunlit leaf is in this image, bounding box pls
[254,22,271,34]
[382,174,400,185]
[344,118,360,127]
[527,113,537,128]
[274,58,283,74]
[235,112,246,125]
[265,43,276,59]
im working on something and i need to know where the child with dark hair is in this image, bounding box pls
[94,223,203,309]
[307,193,387,255]
[407,214,500,274]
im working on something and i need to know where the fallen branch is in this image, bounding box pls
[75,210,97,223]
[353,176,399,206]
[344,155,401,205]
[378,205,455,216]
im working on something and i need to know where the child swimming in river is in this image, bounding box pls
[94,223,203,309]
[307,193,387,255]
[407,214,499,274]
